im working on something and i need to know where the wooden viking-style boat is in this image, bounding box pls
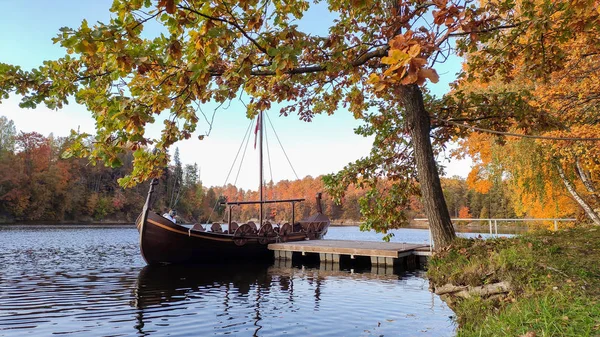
[136,111,330,265]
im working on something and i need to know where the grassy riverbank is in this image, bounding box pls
[427,226,600,336]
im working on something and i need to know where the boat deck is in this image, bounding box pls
[268,240,431,266]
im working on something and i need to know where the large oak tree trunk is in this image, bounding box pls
[398,84,456,247]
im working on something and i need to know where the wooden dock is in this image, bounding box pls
[268,240,431,266]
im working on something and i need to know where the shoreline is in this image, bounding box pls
[427,226,600,336]
[1,220,531,232]
[0,221,135,226]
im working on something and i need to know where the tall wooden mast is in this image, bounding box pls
[259,111,264,227]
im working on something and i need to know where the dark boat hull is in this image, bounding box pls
[138,212,327,265]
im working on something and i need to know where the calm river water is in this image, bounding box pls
[0,225,516,336]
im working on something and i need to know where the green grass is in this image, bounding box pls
[456,293,600,336]
[427,226,600,336]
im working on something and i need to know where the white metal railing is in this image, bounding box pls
[414,218,577,252]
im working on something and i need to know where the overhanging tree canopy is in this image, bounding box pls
[0,0,515,247]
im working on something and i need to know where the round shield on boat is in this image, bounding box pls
[229,222,239,233]
[246,221,258,232]
[192,223,206,232]
[233,223,257,246]
[304,222,318,240]
[279,222,292,242]
[258,222,276,244]
[211,222,223,233]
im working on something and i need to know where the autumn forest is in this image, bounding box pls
[0,114,592,226]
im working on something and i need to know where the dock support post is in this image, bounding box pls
[370,256,395,266]
[554,220,558,231]
[275,250,293,260]
[273,257,292,268]
[494,219,498,236]
[370,256,395,275]
[489,220,492,235]
[320,260,340,271]
[319,253,340,263]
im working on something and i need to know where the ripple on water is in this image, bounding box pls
[0,225,456,336]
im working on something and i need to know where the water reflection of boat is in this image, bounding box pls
[136,110,330,265]
[133,263,277,336]
[132,262,406,309]
[133,264,273,308]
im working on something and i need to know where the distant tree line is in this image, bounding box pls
[0,117,145,222]
[0,117,370,224]
[441,176,516,220]
[0,116,578,225]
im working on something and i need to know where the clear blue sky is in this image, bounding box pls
[0,0,470,190]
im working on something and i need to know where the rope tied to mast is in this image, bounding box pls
[207,117,255,224]
[264,111,300,180]
[206,110,303,225]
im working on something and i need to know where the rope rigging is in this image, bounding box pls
[205,110,303,223]
[207,117,255,223]
[265,111,301,180]
[224,118,255,186]
[264,121,274,185]
[233,118,255,187]
[263,119,276,216]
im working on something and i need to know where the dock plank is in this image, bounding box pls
[268,240,429,258]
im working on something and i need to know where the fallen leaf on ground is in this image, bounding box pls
[520,332,536,337]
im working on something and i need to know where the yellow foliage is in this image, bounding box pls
[466,166,492,194]
[455,0,600,224]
